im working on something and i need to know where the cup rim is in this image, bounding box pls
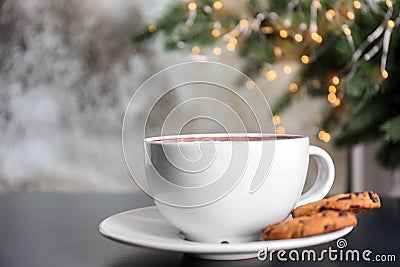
[144,133,307,144]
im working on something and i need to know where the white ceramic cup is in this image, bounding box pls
[144,133,334,243]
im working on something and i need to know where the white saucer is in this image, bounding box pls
[99,206,353,260]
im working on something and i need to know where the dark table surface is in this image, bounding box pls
[0,192,399,267]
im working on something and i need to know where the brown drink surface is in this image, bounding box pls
[150,135,303,143]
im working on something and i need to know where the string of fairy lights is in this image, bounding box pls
[146,0,399,142]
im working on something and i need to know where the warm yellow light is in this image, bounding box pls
[188,2,197,10]
[311,32,318,40]
[272,115,281,125]
[147,25,157,33]
[279,30,288,38]
[382,70,389,79]
[294,34,303,43]
[239,19,249,27]
[276,126,286,134]
[191,46,200,54]
[326,9,336,18]
[301,55,310,64]
[213,47,222,55]
[262,26,274,34]
[327,93,337,103]
[213,1,223,10]
[332,76,340,85]
[354,1,361,9]
[328,85,337,94]
[311,32,323,43]
[333,98,341,107]
[388,20,395,28]
[245,81,255,90]
[273,46,282,57]
[343,28,352,36]
[347,11,355,20]
[318,130,331,142]
[386,0,393,8]
[266,70,277,81]
[211,28,221,37]
[283,65,292,74]
[289,83,299,93]
[323,132,331,142]
[211,29,221,38]
[318,130,326,140]
[229,37,238,45]
[226,42,236,51]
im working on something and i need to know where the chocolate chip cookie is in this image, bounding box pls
[262,210,357,240]
[292,191,381,218]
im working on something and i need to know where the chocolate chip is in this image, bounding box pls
[368,191,379,203]
[355,192,360,197]
[324,225,329,232]
[337,195,351,201]
[350,205,360,209]
[299,220,305,224]
[322,212,327,217]
[339,211,347,217]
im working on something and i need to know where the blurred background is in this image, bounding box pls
[1,0,398,195]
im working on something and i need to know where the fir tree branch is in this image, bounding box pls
[130,0,400,169]
[271,91,292,115]
[381,115,400,142]
[376,142,400,169]
[334,94,393,147]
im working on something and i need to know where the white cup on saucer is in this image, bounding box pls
[144,133,334,244]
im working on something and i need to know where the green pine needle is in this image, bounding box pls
[271,92,292,115]
[376,142,400,169]
[334,94,392,147]
[381,116,400,142]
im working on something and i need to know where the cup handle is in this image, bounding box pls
[296,145,335,207]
